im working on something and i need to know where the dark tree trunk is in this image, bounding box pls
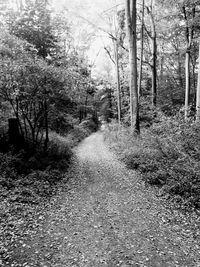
[44,97,49,153]
[8,118,23,147]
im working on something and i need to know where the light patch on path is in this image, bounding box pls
[9,132,200,267]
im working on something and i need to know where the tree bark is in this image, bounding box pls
[138,0,144,97]
[146,6,157,106]
[8,118,22,146]
[182,5,195,119]
[196,43,200,123]
[178,52,183,88]
[114,40,121,124]
[185,50,190,119]
[159,55,164,89]
[125,0,140,133]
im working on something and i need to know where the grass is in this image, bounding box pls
[104,117,200,210]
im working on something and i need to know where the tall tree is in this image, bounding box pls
[182,3,195,119]
[101,6,122,125]
[138,0,145,98]
[196,42,200,123]
[125,0,140,132]
[146,4,157,106]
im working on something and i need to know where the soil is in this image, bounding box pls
[3,132,200,267]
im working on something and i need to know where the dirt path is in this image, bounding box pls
[7,133,200,266]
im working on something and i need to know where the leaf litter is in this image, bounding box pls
[1,132,200,266]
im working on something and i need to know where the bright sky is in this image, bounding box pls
[8,0,124,80]
[52,0,124,80]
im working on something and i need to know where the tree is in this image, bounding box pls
[196,42,200,123]
[125,0,140,132]
[138,0,144,98]
[8,0,57,58]
[182,3,195,119]
[146,4,157,106]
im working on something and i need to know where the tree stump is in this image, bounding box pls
[8,118,22,146]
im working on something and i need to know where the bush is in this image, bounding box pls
[0,117,96,207]
[104,118,200,210]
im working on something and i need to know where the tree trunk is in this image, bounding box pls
[138,0,144,97]
[178,52,183,88]
[147,6,157,106]
[196,43,200,123]
[159,56,164,88]
[185,50,190,119]
[182,5,195,119]
[114,40,121,124]
[125,0,140,133]
[191,57,197,105]
[152,36,157,106]
[8,118,22,146]
[44,96,49,152]
[108,87,113,120]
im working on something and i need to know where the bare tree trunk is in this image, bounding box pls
[191,56,197,105]
[185,50,190,119]
[125,0,140,133]
[178,52,183,88]
[114,40,121,124]
[44,97,49,152]
[138,0,144,97]
[8,118,21,146]
[182,5,195,119]
[159,55,164,88]
[44,75,49,153]
[152,37,157,106]
[196,43,200,123]
[147,6,157,106]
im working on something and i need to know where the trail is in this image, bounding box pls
[8,133,200,266]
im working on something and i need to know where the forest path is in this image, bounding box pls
[11,132,200,266]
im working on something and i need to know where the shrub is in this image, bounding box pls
[104,119,200,210]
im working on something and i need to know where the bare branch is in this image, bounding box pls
[104,46,115,64]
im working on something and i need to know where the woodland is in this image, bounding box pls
[0,0,200,265]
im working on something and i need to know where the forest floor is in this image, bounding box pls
[2,132,200,267]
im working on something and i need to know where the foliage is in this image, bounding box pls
[104,117,200,210]
[0,32,62,148]
[8,0,58,58]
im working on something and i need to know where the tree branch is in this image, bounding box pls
[104,46,115,65]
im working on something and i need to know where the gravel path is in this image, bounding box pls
[8,132,200,266]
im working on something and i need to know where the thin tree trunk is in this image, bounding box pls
[125,0,140,132]
[147,6,157,106]
[152,37,157,106]
[44,97,49,152]
[191,57,197,105]
[159,56,164,88]
[182,5,195,119]
[178,52,183,88]
[138,0,144,97]
[114,40,121,124]
[108,87,112,119]
[185,50,190,119]
[196,43,200,123]
[44,75,49,152]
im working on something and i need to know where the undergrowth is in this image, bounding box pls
[104,117,200,210]
[0,119,95,203]
[0,119,96,264]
